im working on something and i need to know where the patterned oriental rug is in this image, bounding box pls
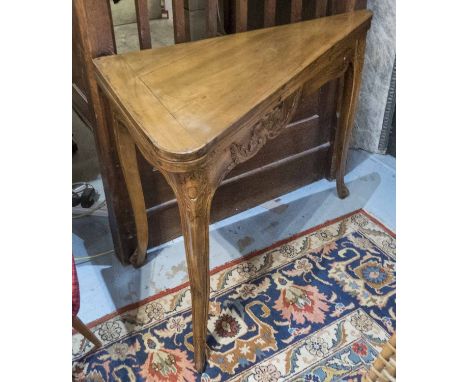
[72,210,396,382]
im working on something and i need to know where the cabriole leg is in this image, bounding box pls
[334,37,366,199]
[167,169,213,372]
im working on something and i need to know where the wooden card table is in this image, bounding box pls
[94,10,372,372]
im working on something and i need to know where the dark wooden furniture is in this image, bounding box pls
[72,0,368,265]
[72,0,151,127]
[93,9,372,372]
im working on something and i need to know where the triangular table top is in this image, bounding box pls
[94,10,372,162]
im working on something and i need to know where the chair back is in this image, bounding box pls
[175,0,368,42]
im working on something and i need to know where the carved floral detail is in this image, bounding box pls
[174,170,211,223]
[228,89,302,171]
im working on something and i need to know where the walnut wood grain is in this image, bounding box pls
[235,0,248,32]
[73,0,138,264]
[172,0,189,43]
[134,0,152,50]
[206,0,218,38]
[94,10,372,372]
[264,0,276,27]
[314,0,328,18]
[290,0,303,22]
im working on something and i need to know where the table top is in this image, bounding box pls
[94,10,372,162]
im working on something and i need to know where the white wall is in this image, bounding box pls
[352,0,396,153]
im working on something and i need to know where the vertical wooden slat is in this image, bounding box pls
[329,0,365,15]
[264,0,276,27]
[235,0,248,32]
[290,0,302,23]
[206,0,218,37]
[134,0,152,49]
[314,0,328,18]
[82,0,116,57]
[354,0,367,10]
[172,0,189,43]
[73,0,136,264]
[343,0,357,12]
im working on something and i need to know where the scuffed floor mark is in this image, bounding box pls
[148,279,163,294]
[261,221,279,233]
[165,261,187,278]
[262,198,289,214]
[123,280,140,302]
[359,173,378,182]
[271,204,289,214]
[237,236,254,252]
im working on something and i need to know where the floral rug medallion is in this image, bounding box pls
[73,210,396,382]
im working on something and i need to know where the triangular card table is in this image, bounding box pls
[94,10,372,372]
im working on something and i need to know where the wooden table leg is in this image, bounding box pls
[334,36,367,199]
[72,316,102,349]
[167,169,213,373]
[113,120,149,267]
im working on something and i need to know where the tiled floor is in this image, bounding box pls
[73,149,395,324]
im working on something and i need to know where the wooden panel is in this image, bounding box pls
[223,0,236,34]
[264,0,276,27]
[329,0,366,15]
[314,0,328,18]
[290,0,302,22]
[227,117,325,178]
[134,0,152,49]
[321,80,340,179]
[73,0,116,129]
[355,0,367,10]
[74,0,137,263]
[72,84,93,128]
[138,155,174,207]
[146,145,330,248]
[292,77,321,121]
[235,0,248,32]
[302,0,328,22]
[72,3,93,127]
[83,0,116,57]
[212,145,329,221]
[172,0,189,42]
[206,0,218,37]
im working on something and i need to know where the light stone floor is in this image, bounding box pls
[73,149,395,324]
